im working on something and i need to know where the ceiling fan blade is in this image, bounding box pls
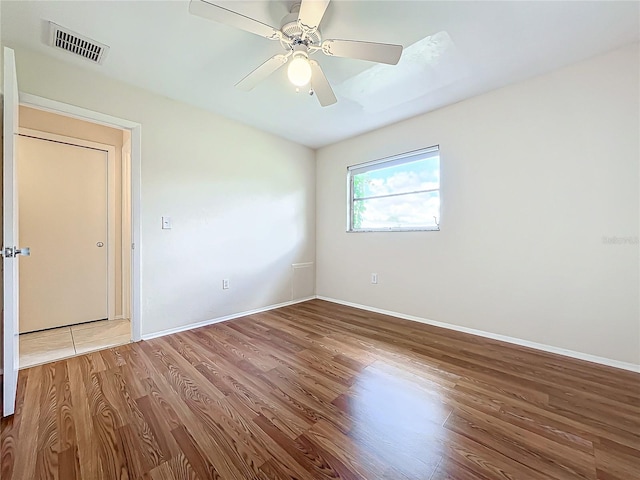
[322,39,403,65]
[309,60,337,107]
[189,0,280,39]
[297,0,330,31]
[235,55,288,91]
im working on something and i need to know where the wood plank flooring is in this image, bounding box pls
[2,299,639,479]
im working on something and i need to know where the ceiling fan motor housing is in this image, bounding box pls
[280,8,321,46]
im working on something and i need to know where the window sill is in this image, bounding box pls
[347,227,440,233]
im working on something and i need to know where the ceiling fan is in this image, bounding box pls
[189,0,404,107]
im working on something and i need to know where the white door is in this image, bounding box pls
[3,47,26,417]
[18,136,109,332]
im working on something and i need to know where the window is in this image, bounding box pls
[348,146,440,232]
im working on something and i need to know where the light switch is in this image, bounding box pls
[162,216,172,229]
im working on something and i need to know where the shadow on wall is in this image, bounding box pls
[145,189,314,328]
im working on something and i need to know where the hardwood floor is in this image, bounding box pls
[2,299,639,479]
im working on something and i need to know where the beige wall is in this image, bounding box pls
[19,106,126,318]
[316,43,640,367]
[9,46,316,338]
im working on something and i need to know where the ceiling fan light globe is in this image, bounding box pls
[287,56,312,86]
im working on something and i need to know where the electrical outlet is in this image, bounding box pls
[371,273,378,284]
[222,279,230,290]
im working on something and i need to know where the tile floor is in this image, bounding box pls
[19,318,131,369]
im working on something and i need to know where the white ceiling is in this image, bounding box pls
[2,1,639,148]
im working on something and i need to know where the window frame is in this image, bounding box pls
[347,145,441,233]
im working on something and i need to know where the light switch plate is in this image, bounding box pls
[162,216,172,229]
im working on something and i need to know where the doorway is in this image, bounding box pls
[17,106,133,368]
[3,48,141,416]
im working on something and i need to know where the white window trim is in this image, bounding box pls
[347,145,440,233]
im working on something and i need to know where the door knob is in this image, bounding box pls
[96,242,104,247]
[1,246,30,257]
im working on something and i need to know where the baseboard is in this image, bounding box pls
[316,296,640,373]
[141,296,317,341]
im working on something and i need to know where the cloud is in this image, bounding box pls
[354,157,440,229]
[360,191,440,228]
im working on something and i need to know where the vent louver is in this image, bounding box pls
[48,22,109,64]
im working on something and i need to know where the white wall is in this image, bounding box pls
[316,43,640,366]
[2,42,638,369]
[10,46,315,337]
[0,12,4,371]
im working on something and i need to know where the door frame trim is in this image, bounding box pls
[18,128,117,325]
[19,93,143,342]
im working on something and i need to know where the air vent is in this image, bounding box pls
[48,22,109,65]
